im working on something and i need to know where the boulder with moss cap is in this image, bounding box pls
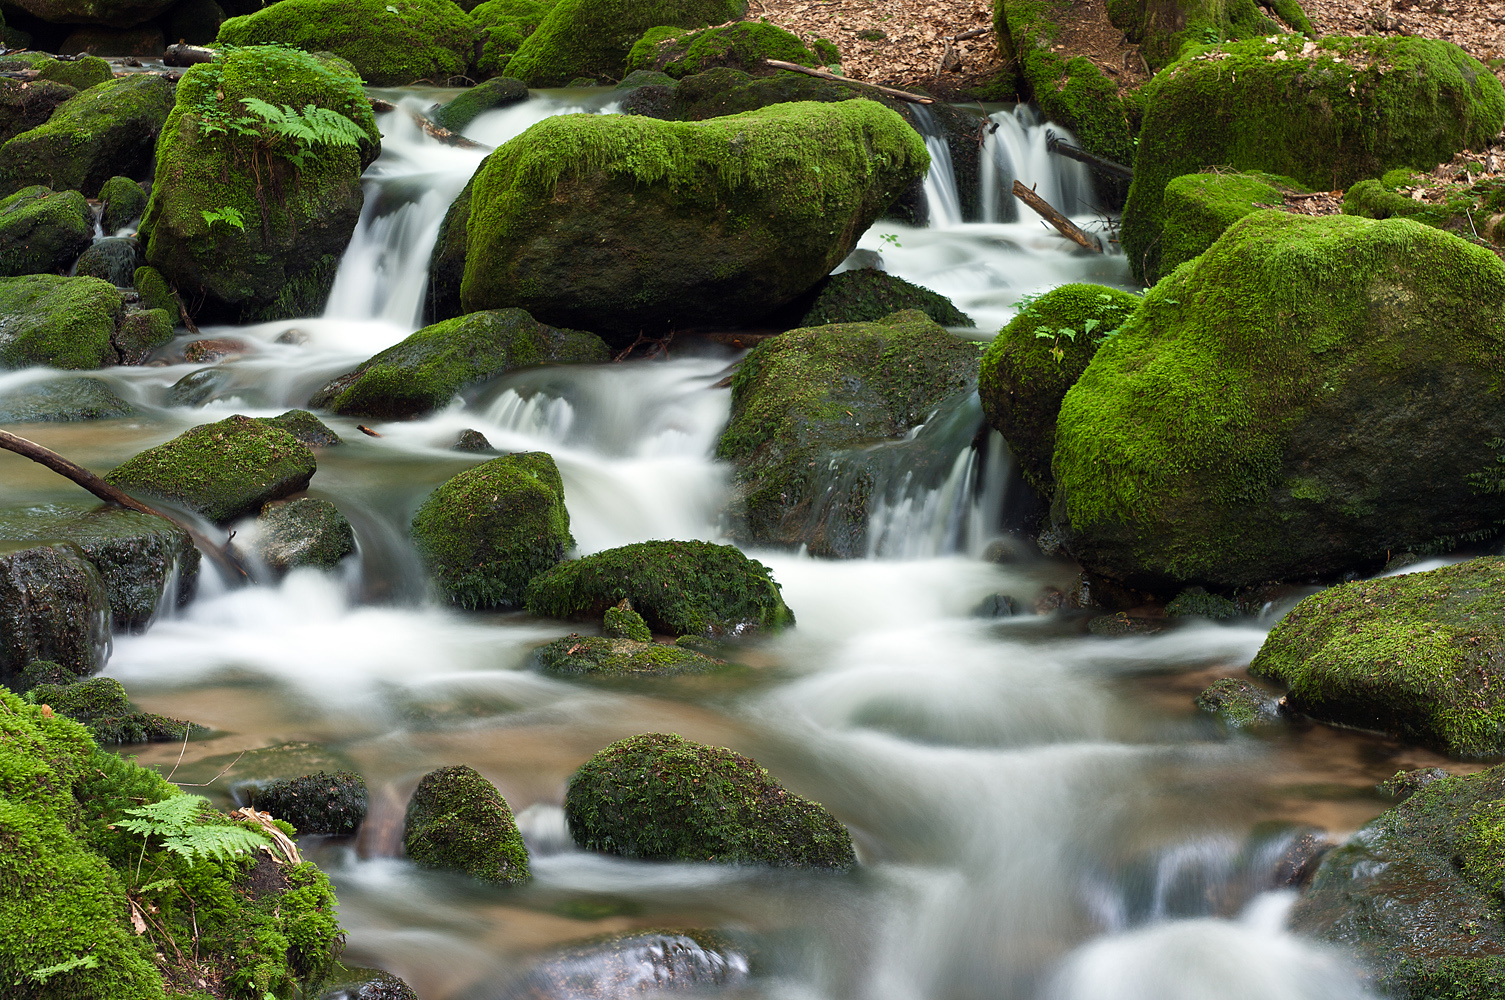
[0,543,111,684]
[0,78,77,146]
[0,185,91,276]
[98,175,147,233]
[246,770,368,835]
[251,498,356,576]
[626,21,827,79]
[0,274,125,370]
[431,76,529,132]
[404,764,530,882]
[1156,171,1308,279]
[797,268,973,329]
[534,633,724,677]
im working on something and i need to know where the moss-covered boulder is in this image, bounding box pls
[35,55,113,91]
[431,77,529,133]
[534,634,724,677]
[133,264,175,314]
[0,274,124,370]
[978,284,1141,495]
[74,236,142,287]
[1290,765,1505,998]
[623,64,853,122]
[266,409,342,448]
[1195,677,1281,728]
[627,21,824,79]
[0,377,134,423]
[603,600,649,641]
[251,498,356,576]
[1103,0,1314,71]
[106,414,317,525]
[411,452,571,609]
[246,770,368,835]
[1342,167,1505,252]
[139,46,380,324]
[216,0,478,86]
[526,540,793,636]
[0,75,175,199]
[27,676,205,745]
[1157,170,1307,280]
[566,732,854,867]
[502,0,747,86]
[0,543,110,685]
[424,175,471,324]
[0,185,91,277]
[1122,35,1505,283]
[470,0,554,79]
[717,309,977,555]
[403,764,530,883]
[461,100,925,343]
[1053,212,1505,591]
[113,306,174,364]
[308,308,608,419]
[797,268,973,329]
[0,79,77,147]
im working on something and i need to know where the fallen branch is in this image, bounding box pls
[0,429,248,582]
[413,112,483,149]
[162,43,217,66]
[764,60,932,104]
[949,26,991,41]
[1011,180,1103,253]
[1046,133,1134,180]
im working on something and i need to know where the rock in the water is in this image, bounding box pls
[602,600,650,641]
[534,634,723,677]
[1158,171,1307,279]
[411,452,571,609]
[505,931,748,1000]
[16,658,80,691]
[0,185,91,277]
[266,408,342,447]
[74,236,143,287]
[1166,587,1239,620]
[970,593,1015,618]
[451,428,492,452]
[28,676,127,721]
[0,377,134,422]
[978,283,1140,496]
[1053,212,1505,591]
[165,366,231,407]
[627,21,825,79]
[113,306,174,364]
[0,274,124,370]
[717,310,976,555]
[319,968,421,1000]
[403,763,531,883]
[251,498,356,575]
[423,175,470,323]
[566,732,854,867]
[431,76,529,133]
[1379,767,1451,802]
[32,55,114,91]
[459,100,928,343]
[0,542,110,684]
[622,64,850,122]
[0,79,77,146]
[526,540,793,636]
[105,414,317,524]
[797,268,973,329]
[182,338,246,363]
[1194,677,1282,728]
[1087,613,1166,636]
[245,770,368,835]
[307,308,608,419]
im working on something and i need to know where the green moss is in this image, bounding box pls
[105,414,317,525]
[246,771,367,835]
[35,55,112,91]
[264,409,342,447]
[0,185,91,277]
[1104,0,1312,72]
[1194,677,1279,727]
[534,634,724,676]
[1342,172,1505,250]
[411,451,572,609]
[1166,585,1239,619]
[98,175,147,233]
[1121,35,1505,283]
[308,308,608,418]
[132,265,176,314]
[114,308,174,365]
[87,713,210,744]
[626,21,822,79]
[470,0,555,77]
[29,677,129,721]
[253,498,356,573]
[1157,170,1307,281]
[603,601,651,641]
[628,65,855,121]
[977,284,1140,494]
[565,732,854,867]
[0,274,124,370]
[799,269,973,328]
[403,764,530,883]
[432,77,530,132]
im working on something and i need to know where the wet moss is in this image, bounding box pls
[403,764,530,883]
[625,65,854,121]
[246,770,367,835]
[602,601,651,641]
[565,732,854,867]
[0,185,92,277]
[35,54,112,91]
[87,712,210,743]
[98,175,147,234]
[265,409,342,447]
[798,268,973,329]
[534,634,723,677]
[132,264,176,314]
[1195,677,1280,728]
[0,274,124,370]
[252,498,356,574]
[1104,0,1313,71]
[29,677,129,721]
[627,21,822,79]
[469,0,554,78]
[1157,170,1307,282]
[1166,585,1238,619]
[113,307,174,364]
[432,76,530,132]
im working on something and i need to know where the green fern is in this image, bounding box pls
[24,955,100,985]
[201,205,246,232]
[118,794,270,879]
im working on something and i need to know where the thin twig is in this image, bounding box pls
[174,750,246,787]
[764,59,933,103]
[166,725,192,782]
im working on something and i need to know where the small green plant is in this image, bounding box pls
[24,955,100,985]
[201,205,246,231]
[878,232,902,248]
[118,794,269,882]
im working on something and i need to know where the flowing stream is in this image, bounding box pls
[0,88,1459,1000]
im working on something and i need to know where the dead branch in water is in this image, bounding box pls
[763,60,934,104]
[1011,180,1103,253]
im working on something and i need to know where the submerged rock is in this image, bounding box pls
[74,236,143,287]
[451,428,492,452]
[0,542,110,684]
[1087,613,1166,637]
[319,967,421,1000]
[0,377,134,422]
[0,185,91,277]
[251,498,356,575]
[566,732,854,867]
[534,634,723,677]
[1194,677,1282,729]
[0,274,123,370]
[245,770,368,835]
[404,764,531,883]
[504,931,748,1000]
[797,268,973,329]
[431,76,529,132]
[98,175,148,234]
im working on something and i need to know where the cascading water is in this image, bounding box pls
[909,106,964,228]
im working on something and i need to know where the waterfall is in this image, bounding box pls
[909,105,964,228]
[981,106,1097,223]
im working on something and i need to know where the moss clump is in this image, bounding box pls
[432,77,530,132]
[603,601,651,641]
[502,0,748,86]
[565,732,854,867]
[1121,35,1505,283]
[17,659,78,691]
[216,0,477,86]
[403,764,530,883]
[1166,585,1239,620]
[1342,169,1505,250]
[0,274,124,370]
[105,414,317,525]
[308,308,608,419]
[252,498,356,575]
[534,634,724,677]
[460,100,927,343]
[470,0,555,78]
[526,540,793,636]
[1103,0,1314,72]
[1156,170,1307,281]
[132,264,176,314]
[113,307,174,364]
[977,284,1140,495]
[35,55,112,91]
[1195,677,1280,728]
[1053,212,1505,591]
[246,771,368,835]
[87,712,210,744]
[798,269,974,329]
[0,185,91,277]
[627,21,823,79]
[265,409,342,448]
[25,677,206,744]
[411,452,572,609]
[0,75,175,198]
[98,175,147,234]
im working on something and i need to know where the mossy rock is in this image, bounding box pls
[318,966,421,1000]
[717,309,977,555]
[602,601,649,641]
[432,77,529,133]
[140,46,380,324]
[1121,35,1505,284]
[113,306,174,364]
[251,498,356,575]
[1195,677,1281,728]
[0,376,134,423]
[0,274,124,370]
[246,770,368,835]
[565,732,854,867]
[1342,170,1505,249]
[0,79,76,147]
[98,175,147,234]
[626,21,823,80]
[797,268,973,329]
[502,0,748,87]
[403,764,530,883]
[27,676,206,743]
[470,0,555,79]
[411,451,572,609]
[1053,212,1505,591]
[35,54,113,90]
[89,711,210,743]
[424,175,471,323]
[75,236,143,287]
[0,543,110,686]
[462,100,929,344]
[1166,585,1238,620]
[621,64,851,121]
[977,283,1140,495]
[105,413,317,525]
[16,659,80,692]
[1157,170,1308,281]
[0,74,175,199]
[1290,765,1505,998]
[1103,0,1315,71]
[132,264,176,314]
[308,307,608,419]
[266,408,342,448]
[534,634,724,677]
[0,185,92,277]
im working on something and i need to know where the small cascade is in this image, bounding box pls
[981,106,1097,223]
[910,105,964,228]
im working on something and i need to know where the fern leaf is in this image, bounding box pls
[162,823,270,861]
[118,794,202,837]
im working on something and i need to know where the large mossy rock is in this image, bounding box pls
[623,64,854,121]
[307,308,608,419]
[246,770,368,835]
[1250,558,1505,756]
[626,21,824,79]
[502,0,748,86]
[106,414,317,525]
[32,56,114,93]
[403,764,530,883]
[797,268,973,329]
[411,452,572,609]
[0,79,77,147]
[0,185,92,277]
[717,309,977,555]
[0,274,124,370]
[978,284,1141,496]
[525,540,793,636]
[0,543,110,685]
[1053,212,1505,591]
[1122,35,1505,284]
[565,732,854,867]
[1103,0,1314,71]
[1290,765,1505,999]
[470,0,555,78]
[140,46,380,324]
[216,0,478,86]
[0,75,176,199]
[1157,170,1307,279]
[461,100,926,343]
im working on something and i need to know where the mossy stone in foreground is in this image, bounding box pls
[0,543,110,685]
[432,76,530,133]
[403,764,530,883]
[1250,558,1505,756]
[105,414,317,524]
[411,452,572,609]
[1156,170,1307,282]
[30,676,129,721]
[247,770,368,835]
[252,498,356,575]
[627,21,823,79]
[535,634,723,677]
[1053,212,1505,591]
[978,283,1140,495]
[799,268,973,329]
[525,540,792,637]
[566,733,854,867]
[0,274,124,370]
[0,185,91,277]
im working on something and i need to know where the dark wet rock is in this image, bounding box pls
[0,273,124,370]
[404,763,531,883]
[0,542,110,684]
[534,634,723,677]
[60,24,165,56]
[319,967,420,1000]
[165,367,231,407]
[602,600,650,641]
[0,377,134,422]
[1195,677,1282,728]
[113,306,175,364]
[623,64,848,122]
[164,0,226,45]
[245,770,368,835]
[431,76,529,133]
[182,337,247,363]
[452,428,492,452]
[0,79,77,147]
[626,20,824,79]
[105,413,317,524]
[266,408,342,448]
[1256,823,1330,890]
[411,451,571,609]
[1379,767,1452,802]
[503,931,748,1000]
[74,236,143,287]
[970,593,1015,618]
[0,185,91,277]
[423,175,469,324]
[1088,613,1166,637]
[566,732,854,867]
[1166,587,1239,621]
[526,540,793,637]
[251,498,356,575]
[794,268,973,329]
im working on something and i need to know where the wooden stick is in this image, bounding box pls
[0,429,249,582]
[764,60,933,103]
[1046,134,1134,180]
[413,112,483,150]
[1011,180,1103,253]
[949,26,991,41]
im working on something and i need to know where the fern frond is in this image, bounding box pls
[162,824,269,861]
[118,794,202,837]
